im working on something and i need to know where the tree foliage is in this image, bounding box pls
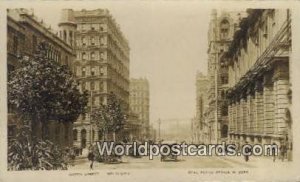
[91,93,126,138]
[8,42,88,123]
[8,126,69,170]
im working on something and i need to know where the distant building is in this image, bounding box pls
[149,123,157,141]
[225,9,291,147]
[7,8,76,148]
[122,112,142,141]
[58,9,130,148]
[205,10,247,144]
[129,78,150,139]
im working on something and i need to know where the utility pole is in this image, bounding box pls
[90,90,93,145]
[158,118,161,141]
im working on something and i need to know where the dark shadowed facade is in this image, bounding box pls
[7,8,76,148]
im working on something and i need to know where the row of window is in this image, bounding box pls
[220,19,230,40]
[77,51,106,61]
[130,92,149,97]
[228,10,280,87]
[73,129,103,142]
[81,81,106,92]
[130,99,149,105]
[77,66,106,77]
[76,36,107,47]
[59,30,74,46]
[11,34,69,66]
[77,23,107,32]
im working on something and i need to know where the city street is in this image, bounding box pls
[69,155,291,170]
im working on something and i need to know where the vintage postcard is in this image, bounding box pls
[0,0,300,181]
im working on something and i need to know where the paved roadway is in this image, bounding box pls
[70,155,257,170]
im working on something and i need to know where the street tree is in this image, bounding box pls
[8,42,88,136]
[91,92,126,141]
[8,42,88,170]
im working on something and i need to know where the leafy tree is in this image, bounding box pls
[8,42,88,138]
[91,92,126,141]
[8,126,69,170]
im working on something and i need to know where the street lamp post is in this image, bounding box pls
[90,90,93,145]
[158,118,161,141]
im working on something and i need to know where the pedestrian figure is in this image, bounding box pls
[272,142,277,162]
[244,142,251,162]
[280,142,287,162]
[88,150,95,170]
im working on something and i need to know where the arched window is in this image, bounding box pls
[91,66,96,76]
[220,19,230,39]
[91,52,95,60]
[69,31,73,46]
[73,129,78,141]
[82,67,86,76]
[81,129,87,148]
[55,126,60,143]
[98,130,103,140]
[81,81,86,91]
[63,30,67,41]
[221,104,228,116]
[91,37,95,45]
[91,81,95,90]
[64,123,69,141]
[221,125,228,138]
[92,130,95,141]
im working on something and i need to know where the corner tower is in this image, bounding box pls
[58,9,77,47]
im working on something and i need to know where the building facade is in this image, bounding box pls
[204,10,246,144]
[7,8,76,148]
[193,72,209,143]
[129,78,150,139]
[225,9,291,149]
[58,9,130,149]
[121,112,142,142]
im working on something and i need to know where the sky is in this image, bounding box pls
[32,2,210,126]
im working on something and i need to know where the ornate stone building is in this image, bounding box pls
[58,9,130,149]
[129,78,150,139]
[225,9,291,147]
[7,9,76,148]
[205,10,247,144]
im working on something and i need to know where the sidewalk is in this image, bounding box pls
[217,155,292,168]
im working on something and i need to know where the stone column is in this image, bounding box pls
[76,127,81,148]
[263,71,275,136]
[95,129,99,141]
[228,103,233,134]
[69,122,73,147]
[249,89,256,136]
[240,96,246,135]
[246,91,252,136]
[59,122,64,147]
[236,101,241,134]
[273,62,289,138]
[232,102,236,134]
[32,119,42,139]
[255,79,264,136]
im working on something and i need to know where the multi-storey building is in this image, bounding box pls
[148,123,157,142]
[7,8,76,148]
[225,10,291,151]
[205,10,246,144]
[129,78,150,139]
[194,72,209,143]
[58,9,130,149]
[122,112,142,141]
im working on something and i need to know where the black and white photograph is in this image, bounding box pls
[1,1,300,182]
